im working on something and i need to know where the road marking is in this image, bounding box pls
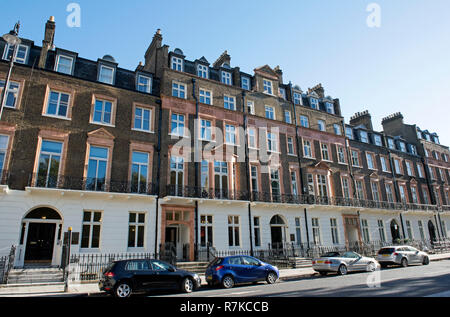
[228,291,258,296]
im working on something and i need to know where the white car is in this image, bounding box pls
[312,251,380,276]
[376,246,430,268]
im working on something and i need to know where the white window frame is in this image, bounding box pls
[326,102,334,114]
[224,95,236,111]
[247,100,255,115]
[287,137,295,155]
[265,105,275,120]
[197,64,208,79]
[310,97,319,109]
[228,215,240,247]
[98,65,115,85]
[263,79,273,95]
[137,74,152,94]
[170,113,185,137]
[199,88,212,105]
[267,131,278,152]
[200,119,212,141]
[225,124,237,145]
[172,81,186,99]
[0,80,20,109]
[284,110,292,124]
[293,92,302,105]
[128,212,146,248]
[248,127,257,149]
[300,115,309,128]
[55,54,74,75]
[133,106,152,132]
[3,43,28,64]
[241,77,250,90]
[171,56,183,71]
[318,120,326,132]
[45,90,71,119]
[81,211,103,249]
[221,71,232,85]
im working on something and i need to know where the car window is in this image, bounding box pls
[342,252,359,258]
[408,247,417,252]
[125,260,150,271]
[321,252,340,257]
[228,257,243,265]
[151,260,173,271]
[242,256,260,266]
[378,248,395,254]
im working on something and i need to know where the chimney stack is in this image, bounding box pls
[38,16,56,69]
[350,110,373,130]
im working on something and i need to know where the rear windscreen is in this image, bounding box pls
[208,257,224,267]
[378,248,395,254]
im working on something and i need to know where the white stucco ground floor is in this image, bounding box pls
[1,186,449,268]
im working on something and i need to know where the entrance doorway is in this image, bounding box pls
[21,207,62,266]
[25,223,56,263]
[270,215,287,249]
[390,220,401,242]
[428,220,437,241]
[343,215,361,250]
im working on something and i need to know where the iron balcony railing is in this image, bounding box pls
[27,173,157,196]
[165,184,250,201]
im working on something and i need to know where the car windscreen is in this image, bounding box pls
[378,248,395,254]
[208,257,224,267]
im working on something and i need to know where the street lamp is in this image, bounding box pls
[0,22,21,121]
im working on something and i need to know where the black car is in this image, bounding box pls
[99,259,202,297]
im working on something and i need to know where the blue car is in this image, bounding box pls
[205,255,279,289]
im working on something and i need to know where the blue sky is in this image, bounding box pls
[1,0,449,144]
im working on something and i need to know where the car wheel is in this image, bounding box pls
[337,264,348,276]
[401,258,408,268]
[266,272,278,284]
[181,277,194,293]
[114,282,132,298]
[422,256,430,265]
[366,262,376,272]
[222,275,235,289]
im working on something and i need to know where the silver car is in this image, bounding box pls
[312,251,380,276]
[376,246,430,268]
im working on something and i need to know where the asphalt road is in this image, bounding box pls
[153,259,450,298]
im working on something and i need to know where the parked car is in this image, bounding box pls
[205,255,279,289]
[99,259,202,298]
[312,251,379,276]
[376,246,430,268]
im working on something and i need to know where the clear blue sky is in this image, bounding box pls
[1,0,449,145]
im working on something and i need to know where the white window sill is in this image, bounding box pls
[132,128,154,134]
[90,121,115,128]
[43,114,72,121]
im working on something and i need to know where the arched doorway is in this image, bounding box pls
[270,215,287,249]
[20,207,62,266]
[428,220,437,242]
[390,220,401,243]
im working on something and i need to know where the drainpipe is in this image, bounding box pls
[304,208,310,248]
[154,99,162,257]
[241,90,254,256]
[192,78,199,259]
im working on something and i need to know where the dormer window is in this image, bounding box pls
[345,127,353,139]
[279,88,286,99]
[197,64,208,79]
[433,135,440,144]
[293,92,302,105]
[55,55,74,75]
[3,43,28,64]
[416,130,422,139]
[263,79,273,95]
[98,65,115,85]
[399,141,407,152]
[360,131,369,143]
[310,97,319,109]
[425,134,431,142]
[409,144,417,155]
[137,74,152,94]
[171,56,183,72]
[387,138,395,150]
[221,71,232,85]
[241,77,250,90]
[374,134,382,146]
[325,102,334,114]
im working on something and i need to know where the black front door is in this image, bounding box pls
[428,221,437,241]
[25,223,56,263]
[271,226,283,248]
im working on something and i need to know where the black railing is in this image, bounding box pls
[165,185,250,201]
[0,245,16,284]
[28,174,157,196]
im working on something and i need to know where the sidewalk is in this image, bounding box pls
[0,252,448,297]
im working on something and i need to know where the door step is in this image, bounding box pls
[7,268,64,285]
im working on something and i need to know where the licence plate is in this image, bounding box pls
[383,254,390,257]
[207,276,212,280]
[317,260,324,264]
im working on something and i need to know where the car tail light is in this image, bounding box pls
[215,265,224,271]
[324,260,332,264]
[312,261,316,265]
[104,272,115,278]
[393,252,398,256]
